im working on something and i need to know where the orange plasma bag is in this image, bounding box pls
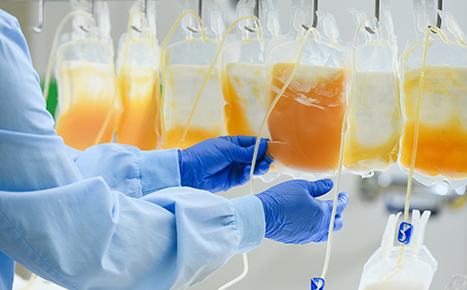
[116,1,161,150]
[265,5,347,179]
[54,2,122,151]
[267,64,345,174]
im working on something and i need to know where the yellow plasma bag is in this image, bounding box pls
[400,7,467,189]
[161,0,226,149]
[220,0,281,137]
[116,1,161,150]
[56,62,121,150]
[118,67,160,150]
[54,2,122,150]
[344,3,402,175]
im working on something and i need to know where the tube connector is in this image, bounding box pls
[311,278,325,290]
[398,222,413,245]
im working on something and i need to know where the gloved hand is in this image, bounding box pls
[179,136,272,193]
[256,179,349,244]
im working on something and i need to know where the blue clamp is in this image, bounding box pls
[311,278,325,290]
[398,222,413,244]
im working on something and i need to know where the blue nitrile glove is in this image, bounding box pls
[256,179,349,244]
[178,136,272,193]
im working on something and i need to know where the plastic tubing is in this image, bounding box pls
[399,25,450,223]
[320,15,375,280]
[42,10,96,101]
[93,10,148,146]
[395,25,445,262]
[217,252,249,290]
[247,25,316,285]
[403,26,445,223]
[207,17,262,290]
[248,14,374,282]
[177,16,263,149]
[159,11,207,149]
[21,273,36,290]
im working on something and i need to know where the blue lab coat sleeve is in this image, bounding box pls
[66,144,182,197]
[0,9,265,290]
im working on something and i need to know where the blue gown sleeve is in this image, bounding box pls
[0,9,265,290]
[0,179,264,290]
[66,144,182,197]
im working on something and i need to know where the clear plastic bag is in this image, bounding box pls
[358,210,438,290]
[54,1,122,151]
[115,0,162,150]
[400,0,467,189]
[265,1,346,179]
[344,1,402,176]
[220,0,280,137]
[161,0,226,149]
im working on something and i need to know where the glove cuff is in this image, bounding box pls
[255,192,273,238]
[178,150,184,186]
[178,149,192,188]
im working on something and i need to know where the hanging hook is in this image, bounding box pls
[132,0,149,33]
[143,0,148,18]
[375,0,380,23]
[436,0,442,29]
[244,26,256,33]
[30,0,45,33]
[187,26,199,33]
[428,0,442,33]
[186,0,202,33]
[253,0,260,19]
[89,0,95,21]
[302,0,318,31]
[312,0,318,28]
[245,0,260,33]
[198,0,203,21]
[80,0,95,33]
[365,0,380,34]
